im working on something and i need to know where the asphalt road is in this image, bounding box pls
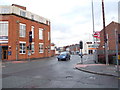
[2,55,118,88]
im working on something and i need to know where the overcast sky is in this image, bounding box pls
[0,0,119,47]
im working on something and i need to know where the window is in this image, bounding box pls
[39,43,44,53]
[0,21,8,40]
[31,42,34,53]
[48,32,50,40]
[20,10,26,17]
[31,15,34,20]
[20,23,26,37]
[19,42,26,54]
[48,45,50,53]
[0,8,9,13]
[31,26,34,38]
[39,28,43,40]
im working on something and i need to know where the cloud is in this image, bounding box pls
[0,0,119,47]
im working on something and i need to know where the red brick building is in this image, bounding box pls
[97,21,120,63]
[0,4,51,60]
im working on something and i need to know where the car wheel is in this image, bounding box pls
[58,59,60,61]
[66,57,69,61]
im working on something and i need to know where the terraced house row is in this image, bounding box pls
[0,4,53,60]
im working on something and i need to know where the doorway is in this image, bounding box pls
[2,46,8,60]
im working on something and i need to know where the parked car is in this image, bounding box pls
[57,52,71,61]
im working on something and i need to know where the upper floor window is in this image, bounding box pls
[19,23,26,37]
[20,10,26,17]
[48,32,50,40]
[31,15,34,20]
[39,28,43,40]
[0,8,9,13]
[0,21,8,40]
[31,26,34,38]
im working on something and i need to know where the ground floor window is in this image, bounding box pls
[39,43,44,53]
[31,43,34,54]
[88,50,93,54]
[19,42,26,54]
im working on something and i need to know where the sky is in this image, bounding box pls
[0,0,119,47]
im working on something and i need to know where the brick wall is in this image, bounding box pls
[1,14,51,60]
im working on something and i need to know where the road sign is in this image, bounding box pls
[8,51,12,55]
[93,32,100,38]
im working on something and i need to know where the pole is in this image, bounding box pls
[115,29,120,90]
[102,0,108,65]
[92,0,95,34]
[91,0,98,63]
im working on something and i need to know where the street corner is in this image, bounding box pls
[75,63,106,69]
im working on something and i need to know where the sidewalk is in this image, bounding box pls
[75,63,120,77]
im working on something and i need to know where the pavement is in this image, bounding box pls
[75,63,120,77]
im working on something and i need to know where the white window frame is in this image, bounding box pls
[39,28,43,40]
[0,21,8,40]
[19,23,26,37]
[39,43,44,53]
[0,8,10,14]
[31,26,34,38]
[31,15,34,20]
[20,10,26,17]
[31,42,35,54]
[19,41,26,54]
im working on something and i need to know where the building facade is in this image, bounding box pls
[98,21,120,52]
[0,4,51,60]
[97,21,120,63]
[64,44,80,55]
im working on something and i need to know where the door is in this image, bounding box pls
[2,47,8,60]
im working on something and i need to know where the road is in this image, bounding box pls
[2,55,118,88]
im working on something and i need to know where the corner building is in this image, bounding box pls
[0,4,51,60]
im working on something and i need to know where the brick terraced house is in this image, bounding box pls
[0,4,51,60]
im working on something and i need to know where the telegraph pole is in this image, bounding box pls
[102,0,108,65]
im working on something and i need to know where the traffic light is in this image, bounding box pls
[29,31,32,43]
[79,41,83,49]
